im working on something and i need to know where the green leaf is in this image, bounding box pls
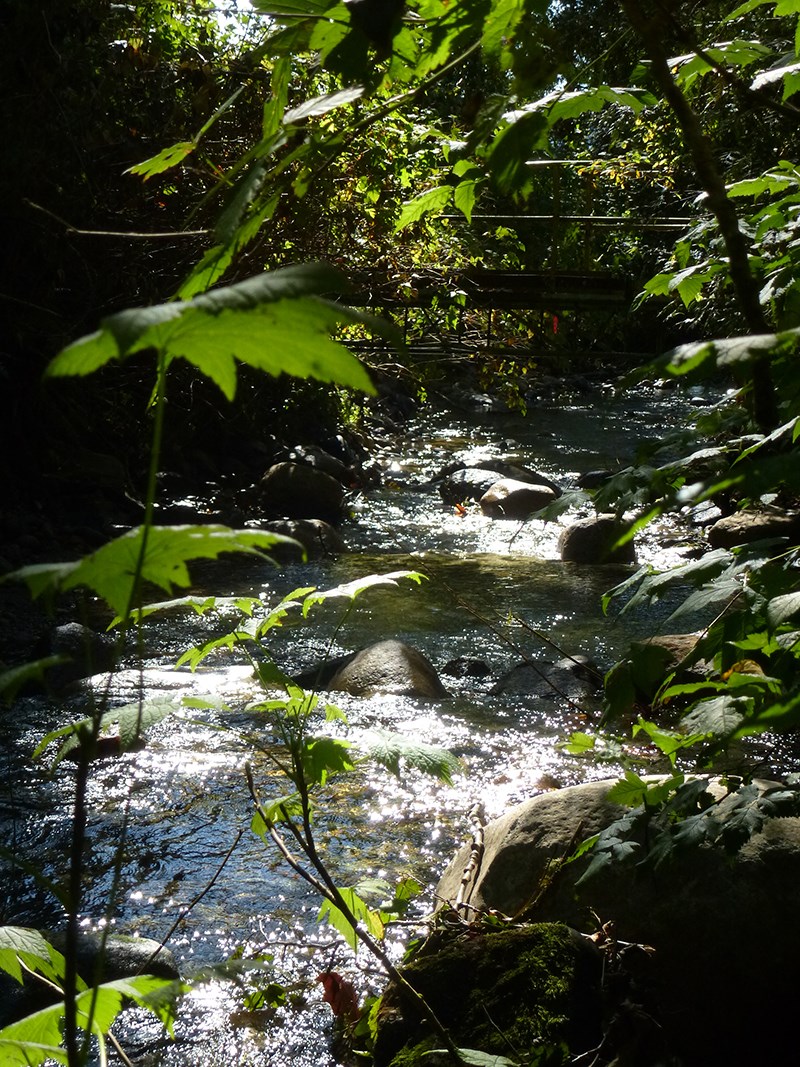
[33,698,178,764]
[318,885,385,949]
[283,85,364,125]
[606,770,650,807]
[487,112,547,197]
[453,177,481,222]
[0,928,64,988]
[558,730,596,755]
[8,526,293,618]
[541,85,652,124]
[766,591,800,627]
[481,0,525,60]
[362,728,463,784]
[424,1051,519,1067]
[46,265,380,399]
[680,694,752,737]
[633,720,709,766]
[395,185,454,231]
[302,736,355,785]
[300,570,425,616]
[125,140,196,179]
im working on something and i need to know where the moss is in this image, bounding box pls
[375,922,602,1067]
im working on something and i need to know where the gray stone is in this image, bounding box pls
[295,639,447,699]
[479,478,558,519]
[257,518,346,560]
[436,777,800,1061]
[559,514,636,563]
[708,509,800,549]
[491,655,602,703]
[258,461,344,522]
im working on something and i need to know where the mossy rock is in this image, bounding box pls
[373,923,602,1066]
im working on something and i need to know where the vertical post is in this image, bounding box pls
[550,165,562,270]
[583,170,594,270]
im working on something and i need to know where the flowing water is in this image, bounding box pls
[3,379,726,1065]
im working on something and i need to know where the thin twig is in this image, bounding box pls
[24,199,209,239]
[141,828,245,974]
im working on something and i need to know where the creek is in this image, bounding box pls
[3,377,728,1066]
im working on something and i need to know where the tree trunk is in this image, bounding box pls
[618,0,779,431]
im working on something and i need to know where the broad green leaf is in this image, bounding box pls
[453,178,481,222]
[251,793,304,831]
[766,590,800,627]
[728,170,799,199]
[481,0,525,59]
[487,112,547,197]
[558,730,596,755]
[300,570,425,615]
[283,85,363,125]
[606,771,649,807]
[8,526,292,619]
[424,1051,518,1067]
[540,85,652,124]
[302,736,355,785]
[362,728,463,784]
[0,974,180,1066]
[395,185,454,231]
[0,928,64,987]
[46,265,381,398]
[633,720,710,766]
[667,576,743,624]
[318,885,384,949]
[680,694,752,736]
[33,697,179,764]
[125,140,196,179]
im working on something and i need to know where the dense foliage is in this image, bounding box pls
[3,0,800,1063]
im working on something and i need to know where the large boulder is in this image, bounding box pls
[479,478,558,519]
[437,467,504,504]
[436,777,800,1062]
[294,639,447,699]
[258,462,344,522]
[491,654,602,704]
[559,513,636,563]
[708,508,800,549]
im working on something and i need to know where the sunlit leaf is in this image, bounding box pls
[300,570,425,616]
[125,140,196,179]
[395,185,454,231]
[0,928,64,987]
[8,526,293,618]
